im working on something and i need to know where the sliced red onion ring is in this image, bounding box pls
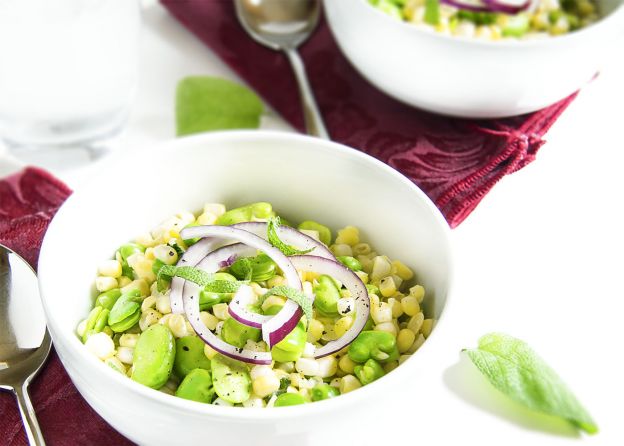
[288,255,369,358]
[180,225,303,347]
[228,284,272,329]
[182,243,273,364]
[233,222,335,260]
[481,0,530,14]
[440,0,491,12]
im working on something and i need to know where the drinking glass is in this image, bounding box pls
[0,0,141,148]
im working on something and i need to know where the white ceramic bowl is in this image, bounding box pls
[38,131,453,446]
[324,0,624,118]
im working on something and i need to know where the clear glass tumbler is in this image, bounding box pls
[0,0,140,148]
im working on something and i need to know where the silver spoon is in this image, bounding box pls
[0,244,50,445]
[235,0,329,139]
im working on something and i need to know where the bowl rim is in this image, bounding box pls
[335,0,624,49]
[39,130,454,421]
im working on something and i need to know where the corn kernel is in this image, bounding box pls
[117,276,132,288]
[317,356,338,378]
[200,311,219,330]
[391,260,414,281]
[250,365,274,380]
[338,355,356,374]
[352,243,371,256]
[370,256,392,282]
[408,333,426,354]
[421,318,434,338]
[153,244,178,265]
[135,232,156,247]
[141,295,157,312]
[409,285,425,303]
[354,270,369,284]
[331,243,353,257]
[295,358,320,376]
[204,344,218,360]
[383,361,399,373]
[391,274,403,290]
[397,328,416,353]
[95,276,117,292]
[401,295,420,316]
[76,319,87,337]
[388,297,403,318]
[332,316,352,338]
[105,357,126,374]
[139,308,162,332]
[357,255,373,273]
[212,303,230,321]
[155,294,172,314]
[407,312,424,334]
[375,322,398,337]
[371,302,392,324]
[339,375,362,394]
[122,279,150,297]
[98,260,122,278]
[168,314,190,338]
[335,226,359,246]
[116,346,134,364]
[119,333,139,348]
[302,342,316,358]
[307,319,324,342]
[399,354,411,365]
[196,211,217,226]
[85,332,115,360]
[203,203,226,217]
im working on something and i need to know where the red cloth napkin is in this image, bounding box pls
[161,0,576,228]
[0,167,132,446]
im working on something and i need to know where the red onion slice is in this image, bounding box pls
[180,225,303,347]
[288,255,369,358]
[228,284,272,329]
[440,0,491,12]
[182,243,273,365]
[481,0,530,13]
[233,222,335,260]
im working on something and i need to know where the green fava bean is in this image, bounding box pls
[337,256,362,272]
[175,368,215,404]
[230,254,277,282]
[95,289,122,310]
[366,284,381,297]
[221,318,261,348]
[310,383,340,401]
[354,358,385,385]
[108,289,142,333]
[274,393,306,407]
[211,355,251,404]
[118,243,144,278]
[297,220,332,246]
[132,324,176,389]
[271,321,306,363]
[348,331,399,364]
[215,202,274,226]
[82,306,109,343]
[313,275,341,316]
[174,336,212,378]
[199,272,236,309]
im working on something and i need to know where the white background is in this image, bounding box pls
[1,3,623,445]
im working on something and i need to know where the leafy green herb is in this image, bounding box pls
[176,76,264,136]
[275,377,291,396]
[464,333,597,434]
[156,265,244,294]
[263,285,312,322]
[424,0,440,26]
[267,217,313,256]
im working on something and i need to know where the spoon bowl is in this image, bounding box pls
[235,0,329,139]
[0,244,50,445]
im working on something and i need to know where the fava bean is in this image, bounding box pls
[174,336,212,378]
[271,321,306,363]
[221,318,261,348]
[175,368,215,403]
[118,243,144,278]
[95,289,122,310]
[108,290,143,333]
[215,202,274,226]
[274,392,306,407]
[82,306,110,343]
[211,354,251,404]
[310,383,340,401]
[131,324,176,389]
[348,330,399,363]
[313,275,341,316]
[337,256,363,272]
[230,254,277,282]
[297,221,332,246]
[354,358,385,385]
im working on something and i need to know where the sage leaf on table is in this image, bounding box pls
[463,333,597,434]
[176,76,263,136]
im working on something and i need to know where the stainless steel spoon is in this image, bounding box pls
[235,0,329,139]
[0,244,50,445]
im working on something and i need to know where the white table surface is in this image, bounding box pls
[1,3,623,446]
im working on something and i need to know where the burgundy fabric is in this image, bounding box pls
[0,167,133,446]
[161,0,576,227]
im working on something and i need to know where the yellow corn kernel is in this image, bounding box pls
[168,314,190,338]
[421,318,434,338]
[266,275,286,288]
[334,316,354,338]
[95,276,117,292]
[357,255,373,274]
[338,355,356,374]
[379,276,397,298]
[204,344,218,360]
[352,242,371,256]
[339,375,362,394]
[139,308,162,332]
[370,256,392,282]
[196,211,217,226]
[212,303,230,321]
[141,295,157,312]
[119,333,139,348]
[401,295,420,316]
[98,259,122,278]
[391,274,403,290]
[117,276,132,288]
[383,361,399,373]
[200,311,219,331]
[153,244,178,265]
[391,260,414,281]
[354,270,369,284]
[105,356,126,374]
[335,226,359,246]
[331,243,353,257]
[399,354,411,365]
[397,328,416,353]
[135,232,156,247]
[409,285,425,303]
[375,322,398,337]
[307,319,324,343]
[408,333,426,354]
[407,312,424,334]
[387,297,403,319]
[371,302,392,324]
[253,374,281,398]
[155,294,172,314]
[144,247,155,260]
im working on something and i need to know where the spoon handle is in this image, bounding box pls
[14,383,46,445]
[284,48,330,140]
